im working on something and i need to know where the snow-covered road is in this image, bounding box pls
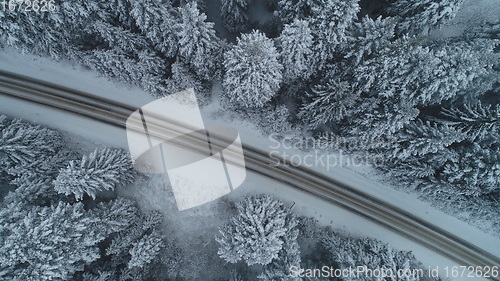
[1,49,499,280]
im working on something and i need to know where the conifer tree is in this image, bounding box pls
[223,31,283,108]
[85,199,166,279]
[93,20,149,54]
[0,203,104,280]
[345,16,396,65]
[221,0,251,33]
[299,77,357,127]
[354,38,490,106]
[130,0,179,58]
[0,117,64,178]
[54,148,135,200]
[321,233,423,281]
[258,215,301,281]
[216,195,292,265]
[92,198,141,236]
[105,208,163,261]
[261,105,293,135]
[128,231,164,269]
[277,0,322,23]
[442,144,499,197]
[388,0,465,35]
[346,38,493,138]
[307,0,360,68]
[175,2,222,80]
[392,119,466,160]
[163,61,212,103]
[441,101,499,144]
[82,271,114,281]
[277,19,314,82]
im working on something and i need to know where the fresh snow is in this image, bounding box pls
[0,48,499,280]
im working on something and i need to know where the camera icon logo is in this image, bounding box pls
[126,89,246,211]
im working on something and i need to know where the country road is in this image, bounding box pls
[0,70,499,280]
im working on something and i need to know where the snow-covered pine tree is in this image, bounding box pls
[7,176,59,206]
[385,154,442,183]
[175,2,222,80]
[350,37,492,138]
[0,3,73,59]
[92,197,141,236]
[128,230,164,269]
[117,268,145,281]
[277,0,322,23]
[54,147,135,200]
[0,117,63,177]
[261,105,293,135]
[0,0,176,100]
[307,0,360,69]
[130,0,179,58]
[298,15,400,129]
[92,20,149,55]
[411,42,492,105]
[221,0,251,33]
[140,73,169,98]
[156,240,201,280]
[13,148,77,181]
[277,19,314,82]
[0,202,104,280]
[441,101,499,144]
[105,208,164,264]
[387,0,465,35]
[353,37,422,101]
[82,49,141,83]
[391,119,466,160]
[216,195,292,265]
[223,30,283,108]
[299,77,357,127]
[82,198,167,279]
[0,117,76,205]
[450,26,499,100]
[345,16,396,65]
[90,20,167,82]
[81,34,166,87]
[258,214,301,281]
[350,97,421,140]
[0,192,30,231]
[0,0,118,60]
[321,233,423,281]
[163,61,212,104]
[442,144,499,197]
[100,0,134,27]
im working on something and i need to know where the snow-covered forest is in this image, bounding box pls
[0,116,443,280]
[0,0,499,279]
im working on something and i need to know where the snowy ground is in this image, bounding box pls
[1,48,498,280]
